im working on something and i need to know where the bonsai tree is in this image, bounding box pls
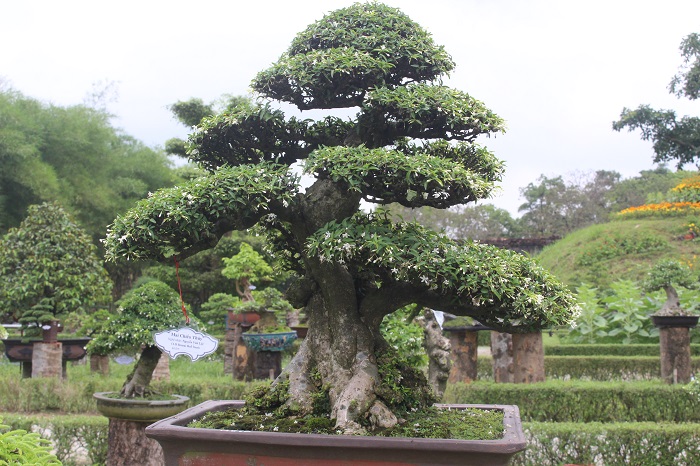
[88,280,191,397]
[221,242,273,302]
[103,3,576,432]
[643,259,698,316]
[0,202,112,336]
[199,292,238,331]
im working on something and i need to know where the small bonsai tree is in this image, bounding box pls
[221,242,274,302]
[199,292,238,331]
[88,281,191,397]
[643,259,699,316]
[104,3,576,432]
[0,202,112,336]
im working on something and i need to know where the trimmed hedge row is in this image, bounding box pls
[545,343,700,357]
[515,422,700,466]
[444,381,700,422]
[476,355,700,380]
[0,375,256,414]
[2,413,108,466]
[3,413,699,466]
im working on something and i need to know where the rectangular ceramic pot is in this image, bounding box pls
[145,400,526,466]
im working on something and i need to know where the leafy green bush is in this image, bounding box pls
[445,380,700,422]
[380,306,427,368]
[199,293,238,332]
[576,231,666,266]
[0,202,113,334]
[0,416,61,465]
[2,414,106,466]
[515,422,700,466]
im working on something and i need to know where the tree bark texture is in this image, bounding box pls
[659,326,692,384]
[31,342,62,378]
[121,345,161,397]
[490,331,514,383]
[420,310,451,398]
[512,332,545,383]
[445,328,477,385]
[90,354,110,376]
[106,418,163,466]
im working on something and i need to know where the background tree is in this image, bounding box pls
[0,202,112,329]
[0,87,177,242]
[104,3,576,432]
[613,33,700,168]
[607,166,691,211]
[387,203,521,240]
[518,170,621,237]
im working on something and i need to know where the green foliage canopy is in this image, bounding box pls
[104,3,576,336]
[87,281,189,355]
[0,202,112,325]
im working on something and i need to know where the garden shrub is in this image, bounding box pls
[445,380,700,422]
[514,421,700,466]
[476,355,700,381]
[2,414,106,466]
[545,343,700,356]
[0,416,60,465]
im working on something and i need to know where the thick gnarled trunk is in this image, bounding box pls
[277,287,421,433]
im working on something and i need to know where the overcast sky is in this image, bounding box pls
[2,0,698,215]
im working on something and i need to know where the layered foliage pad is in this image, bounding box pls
[307,213,575,331]
[105,2,576,331]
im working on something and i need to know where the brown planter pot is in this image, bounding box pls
[227,311,260,328]
[290,325,308,339]
[651,315,699,329]
[146,400,526,465]
[2,337,91,362]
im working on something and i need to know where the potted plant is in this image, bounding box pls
[644,259,699,328]
[643,259,699,383]
[88,280,193,464]
[103,3,577,464]
[0,202,112,378]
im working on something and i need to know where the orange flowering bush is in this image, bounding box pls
[616,175,700,219]
[668,175,700,203]
[616,201,700,218]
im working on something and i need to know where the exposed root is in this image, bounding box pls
[277,339,316,414]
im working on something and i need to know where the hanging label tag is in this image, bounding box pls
[154,327,219,361]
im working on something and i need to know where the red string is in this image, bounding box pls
[173,256,190,325]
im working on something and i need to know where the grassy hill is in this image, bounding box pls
[536,216,700,289]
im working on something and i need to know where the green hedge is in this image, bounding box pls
[545,343,700,357]
[514,422,700,466]
[444,381,700,422]
[476,355,700,380]
[2,414,108,466]
[6,414,699,466]
[0,375,255,414]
